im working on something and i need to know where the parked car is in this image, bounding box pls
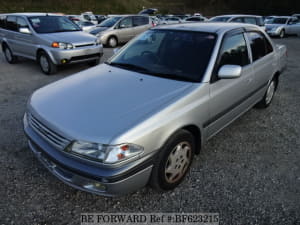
[95,15,107,24]
[209,14,265,27]
[159,17,182,25]
[184,16,207,22]
[0,13,103,74]
[89,15,152,47]
[80,12,98,25]
[66,15,80,23]
[265,16,300,38]
[292,14,300,20]
[76,21,96,32]
[24,22,287,196]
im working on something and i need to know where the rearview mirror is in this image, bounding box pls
[218,65,242,79]
[19,27,31,34]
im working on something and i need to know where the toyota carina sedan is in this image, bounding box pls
[24,23,287,196]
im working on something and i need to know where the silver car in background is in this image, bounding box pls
[209,14,265,27]
[89,15,152,47]
[0,13,103,74]
[265,16,300,38]
[24,23,287,196]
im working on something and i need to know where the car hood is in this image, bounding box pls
[39,31,96,44]
[90,26,110,35]
[29,64,193,144]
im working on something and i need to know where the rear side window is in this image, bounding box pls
[256,17,264,26]
[6,16,17,31]
[244,17,257,25]
[133,16,149,26]
[247,32,273,61]
[218,33,250,69]
[0,15,6,29]
[231,17,243,23]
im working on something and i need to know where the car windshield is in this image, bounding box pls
[270,18,288,24]
[107,29,217,82]
[28,16,81,33]
[209,16,231,22]
[98,16,122,27]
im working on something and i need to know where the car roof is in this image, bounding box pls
[2,12,62,17]
[273,16,294,19]
[214,14,262,18]
[153,22,259,34]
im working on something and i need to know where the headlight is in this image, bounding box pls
[271,27,280,32]
[69,141,143,164]
[51,42,74,49]
[95,38,101,45]
[96,32,103,38]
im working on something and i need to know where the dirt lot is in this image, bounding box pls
[0,38,299,225]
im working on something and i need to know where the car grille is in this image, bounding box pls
[70,53,101,62]
[28,113,70,150]
[74,43,95,48]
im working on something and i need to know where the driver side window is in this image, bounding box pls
[212,32,250,82]
[118,17,132,29]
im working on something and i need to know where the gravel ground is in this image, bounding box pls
[0,38,299,225]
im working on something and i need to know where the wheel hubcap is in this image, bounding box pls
[40,56,49,72]
[165,141,192,184]
[109,38,116,47]
[5,48,12,61]
[266,81,275,104]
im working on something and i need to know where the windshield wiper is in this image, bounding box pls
[106,62,196,82]
[147,71,197,82]
[51,29,80,33]
[106,62,150,73]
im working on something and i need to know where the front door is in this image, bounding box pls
[206,31,255,138]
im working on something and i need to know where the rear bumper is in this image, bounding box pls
[47,45,103,65]
[23,115,154,196]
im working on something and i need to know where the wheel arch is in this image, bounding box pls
[181,125,202,155]
[1,41,9,49]
[272,71,280,90]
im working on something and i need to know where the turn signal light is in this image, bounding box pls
[51,42,59,48]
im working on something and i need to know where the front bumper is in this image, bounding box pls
[266,30,280,36]
[47,44,103,65]
[23,115,154,196]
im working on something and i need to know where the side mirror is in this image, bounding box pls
[113,48,120,54]
[218,65,242,79]
[19,27,31,34]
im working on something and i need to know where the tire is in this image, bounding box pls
[107,36,118,48]
[149,129,195,191]
[3,45,17,64]
[87,58,100,66]
[279,30,285,38]
[255,78,277,108]
[38,51,57,75]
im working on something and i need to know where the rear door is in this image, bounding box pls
[286,18,300,35]
[133,16,151,36]
[5,16,18,52]
[245,31,276,91]
[206,30,255,137]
